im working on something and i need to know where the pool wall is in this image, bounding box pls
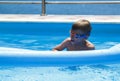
[0,22,120,36]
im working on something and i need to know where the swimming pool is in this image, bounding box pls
[0,22,119,50]
[0,21,120,81]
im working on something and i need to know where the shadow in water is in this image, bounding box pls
[59,66,81,72]
[88,64,110,70]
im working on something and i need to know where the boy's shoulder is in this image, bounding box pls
[64,37,71,42]
[61,37,71,45]
[86,40,95,50]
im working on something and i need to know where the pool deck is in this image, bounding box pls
[0,14,120,23]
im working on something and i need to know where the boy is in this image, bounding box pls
[52,19,95,51]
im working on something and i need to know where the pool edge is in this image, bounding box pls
[0,14,120,23]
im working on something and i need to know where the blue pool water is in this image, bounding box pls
[0,22,120,81]
[0,22,119,50]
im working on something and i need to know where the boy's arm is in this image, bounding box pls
[52,38,69,51]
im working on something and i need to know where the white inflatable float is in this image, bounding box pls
[0,44,120,66]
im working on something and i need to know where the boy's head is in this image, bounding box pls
[71,19,92,40]
[72,19,91,34]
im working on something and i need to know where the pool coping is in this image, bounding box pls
[0,14,120,23]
